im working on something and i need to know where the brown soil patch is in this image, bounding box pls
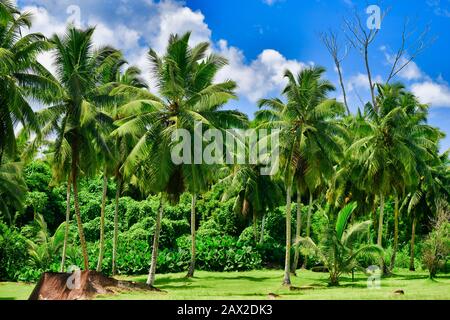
[29,271,161,300]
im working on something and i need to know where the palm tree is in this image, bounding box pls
[97,60,148,274]
[26,214,66,270]
[221,135,284,244]
[0,1,53,162]
[406,151,450,271]
[31,27,120,270]
[0,161,27,224]
[257,66,346,285]
[114,32,247,285]
[298,202,383,286]
[348,84,438,252]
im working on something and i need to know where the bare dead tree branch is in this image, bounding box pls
[343,6,390,112]
[320,29,351,115]
[385,18,437,84]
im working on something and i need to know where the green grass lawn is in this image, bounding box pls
[1,269,449,300]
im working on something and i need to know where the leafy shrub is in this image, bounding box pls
[0,223,30,281]
[422,207,450,279]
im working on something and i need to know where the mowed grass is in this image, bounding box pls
[1,269,449,300]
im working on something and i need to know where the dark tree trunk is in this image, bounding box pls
[71,154,89,270]
[112,174,121,276]
[292,191,302,274]
[187,193,197,278]
[96,171,108,272]
[409,214,417,271]
[147,196,164,286]
[283,185,292,286]
[389,195,400,271]
[60,176,71,272]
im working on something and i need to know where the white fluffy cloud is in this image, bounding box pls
[145,1,212,54]
[19,0,308,103]
[411,80,450,107]
[347,73,383,92]
[217,41,308,101]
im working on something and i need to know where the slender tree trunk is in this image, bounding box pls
[253,209,258,243]
[283,185,292,286]
[377,194,385,247]
[336,60,350,115]
[72,161,89,270]
[292,191,302,273]
[260,214,266,245]
[389,195,400,271]
[364,46,377,110]
[112,174,121,276]
[96,171,108,272]
[147,196,164,286]
[409,214,417,271]
[187,193,197,278]
[302,192,314,269]
[60,176,72,272]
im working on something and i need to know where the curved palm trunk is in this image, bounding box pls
[260,213,266,244]
[409,214,417,271]
[96,171,108,272]
[389,196,400,271]
[283,185,292,286]
[60,176,72,272]
[186,193,197,278]
[147,196,164,286]
[302,192,314,269]
[71,159,89,270]
[377,194,385,247]
[291,191,302,273]
[112,174,121,276]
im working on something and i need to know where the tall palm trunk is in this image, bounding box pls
[147,195,164,286]
[283,185,292,286]
[389,195,400,271]
[377,194,385,247]
[253,209,258,243]
[409,214,417,271]
[71,152,89,270]
[260,214,266,244]
[187,193,197,278]
[60,176,72,272]
[112,174,121,276]
[302,192,314,269]
[96,171,108,272]
[291,191,302,273]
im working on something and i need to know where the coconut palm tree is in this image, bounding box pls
[0,1,53,161]
[257,66,346,285]
[406,151,450,271]
[298,202,383,286]
[349,84,440,253]
[114,32,247,285]
[0,161,27,224]
[29,27,120,270]
[96,60,149,274]
[221,134,284,243]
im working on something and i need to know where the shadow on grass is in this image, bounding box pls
[0,297,16,300]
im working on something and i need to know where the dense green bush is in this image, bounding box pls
[0,223,30,281]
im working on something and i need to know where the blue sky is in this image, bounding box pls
[17,0,450,151]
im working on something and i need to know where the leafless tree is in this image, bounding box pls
[320,30,351,115]
[385,18,436,84]
[343,7,389,111]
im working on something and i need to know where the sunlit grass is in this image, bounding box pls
[1,269,449,300]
